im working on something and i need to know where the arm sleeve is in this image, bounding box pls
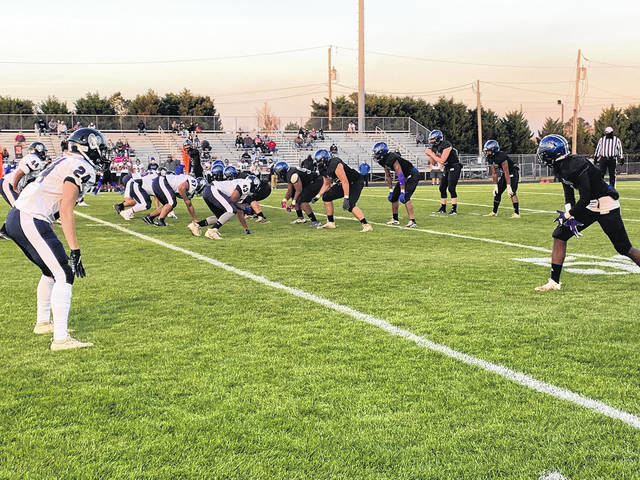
[562,182,576,208]
[568,172,591,217]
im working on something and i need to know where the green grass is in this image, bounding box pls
[1,182,640,479]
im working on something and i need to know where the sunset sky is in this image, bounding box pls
[3,0,640,131]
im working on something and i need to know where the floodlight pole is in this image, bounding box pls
[328,47,333,130]
[358,0,365,134]
[476,80,482,156]
[572,49,581,154]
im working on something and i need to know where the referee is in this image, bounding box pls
[595,126,624,187]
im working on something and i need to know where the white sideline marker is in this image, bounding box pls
[540,471,569,480]
[75,211,640,430]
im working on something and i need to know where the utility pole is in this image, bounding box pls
[476,80,482,157]
[557,99,564,125]
[328,46,333,130]
[358,0,365,134]
[572,49,581,154]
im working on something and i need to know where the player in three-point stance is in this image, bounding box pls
[143,173,204,227]
[424,130,462,215]
[275,161,323,227]
[113,170,160,220]
[483,140,521,218]
[535,134,640,291]
[2,128,106,350]
[372,142,419,228]
[314,149,372,232]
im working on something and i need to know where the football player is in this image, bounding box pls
[373,142,419,228]
[113,170,159,220]
[0,142,48,207]
[2,128,105,350]
[275,161,323,227]
[313,149,372,232]
[238,179,272,223]
[483,140,520,218]
[143,173,204,226]
[189,175,260,239]
[424,130,462,215]
[535,134,640,291]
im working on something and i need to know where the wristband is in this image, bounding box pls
[344,195,349,199]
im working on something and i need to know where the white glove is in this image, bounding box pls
[506,185,514,197]
[492,184,498,196]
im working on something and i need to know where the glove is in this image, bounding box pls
[243,206,252,215]
[506,185,514,197]
[311,195,319,203]
[245,228,251,235]
[399,192,406,204]
[618,158,625,166]
[387,189,394,202]
[281,200,288,209]
[286,205,293,212]
[554,210,583,238]
[342,197,350,211]
[70,249,86,278]
[492,184,498,196]
[291,199,296,206]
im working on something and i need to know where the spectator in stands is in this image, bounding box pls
[48,118,57,134]
[123,139,130,157]
[347,121,356,133]
[266,139,277,153]
[60,136,69,153]
[254,134,263,150]
[318,128,325,141]
[36,118,47,136]
[58,121,67,138]
[201,138,211,152]
[310,128,318,140]
[294,135,304,149]
[235,133,244,149]
[329,143,338,155]
[301,154,315,171]
[137,119,146,135]
[14,131,25,145]
[298,126,305,136]
[115,138,124,156]
[193,135,201,149]
[171,120,178,133]
[179,121,186,136]
[72,121,81,131]
[241,150,251,162]
[416,132,425,145]
[188,122,195,134]
[165,155,176,173]
[195,123,202,133]
[243,134,254,149]
[2,147,9,165]
[148,157,159,172]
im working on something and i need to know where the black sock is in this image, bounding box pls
[393,213,399,221]
[410,218,415,223]
[296,209,302,218]
[257,212,265,219]
[439,204,446,211]
[328,215,334,222]
[212,221,222,229]
[197,219,208,227]
[451,204,457,212]
[308,212,317,222]
[551,263,562,283]
[513,202,519,214]
[150,214,158,220]
[117,202,125,210]
[493,201,500,214]
[360,218,367,224]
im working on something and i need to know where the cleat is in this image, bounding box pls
[77,200,90,206]
[113,203,124,214]
[317,221,336,229]
[167,212,178,219]
[361,223,373,232]
[311,221,321,228]
[255,217,268,223]
[405,221,417,228]
[0,224,8,240]
[433,208,446,214]
[386,219,400,225]
[448,210,457,215]
[535,279,561,291]
[187,222,201,236]
[291,217,307,224]
[484,212,498,217]
[50,336,93,351]
[205,228,222,240]
[120,209,134,220]
[154,218,167,227]
[33,322,53,335]
[143,215,155,225]
[511,213,521,218]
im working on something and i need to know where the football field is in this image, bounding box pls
[1,182,640,479]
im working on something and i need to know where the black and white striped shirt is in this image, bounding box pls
[595,135,624,159]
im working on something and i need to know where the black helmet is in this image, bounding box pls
[28,141,48,160]
[68,128,108,169]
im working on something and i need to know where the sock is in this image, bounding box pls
[197,219,209,227]
[150,214,158,220]
[393,213,399,221]
[51,282,72,342]
[439,204,446,211]
[327,215,334,222]
[513,202,519,214]
[410,218,415,223]
[308,212,317,222]
[551,263,562,283]
[117,202,125,210]
[451,204,457,212]
[212,221,222,230]
[257,212,265,219]
[295,209,303,218]
[360,218,367,224]
[493,201,500,214]
[36,276,55,325]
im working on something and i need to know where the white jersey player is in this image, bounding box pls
[143,173,204,227]
[2,128,106,351]
[113,171,159,220]
[0,142,48,207]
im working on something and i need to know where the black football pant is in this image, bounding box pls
[598,157,616,187]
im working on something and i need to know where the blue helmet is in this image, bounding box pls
[183,139,192,148]
[223,165,238,179]
[428,130,443,146]
[273,161,289,176]
[211,164,224,178]
[314,149,330,164]
[372,142,389,159]
[483,140,500,157]
[537,134,569,166]
[359,162,371,175]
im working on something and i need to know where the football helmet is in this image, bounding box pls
[537,134,569,166]
[372,142,389,160]
[210,165,224,180]
[158,167,168,177]
[183,139,192,148]
[483,140,500,157]
[195,177,207,194]
[273,161,289,177]
[428,130,443,146]
[28,142,48,160]
[314,149,331,164]
[212,160,225,169]
[223,165,237,179]
[68,128,108,169]
[246,175,260,193]
[252,181,272,202]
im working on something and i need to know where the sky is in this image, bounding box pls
[3,0,640,132]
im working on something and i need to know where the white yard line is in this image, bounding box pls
[75,211,640,430]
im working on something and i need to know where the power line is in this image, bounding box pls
[334,82,473,96]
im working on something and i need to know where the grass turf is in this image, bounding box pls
[1,182,639,479]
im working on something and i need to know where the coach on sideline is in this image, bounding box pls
[595,126,624,187]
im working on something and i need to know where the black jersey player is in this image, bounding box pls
[424,130,462,215]
[275,162,323,227]
[535,134,640,291]
[483,140,520,218]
